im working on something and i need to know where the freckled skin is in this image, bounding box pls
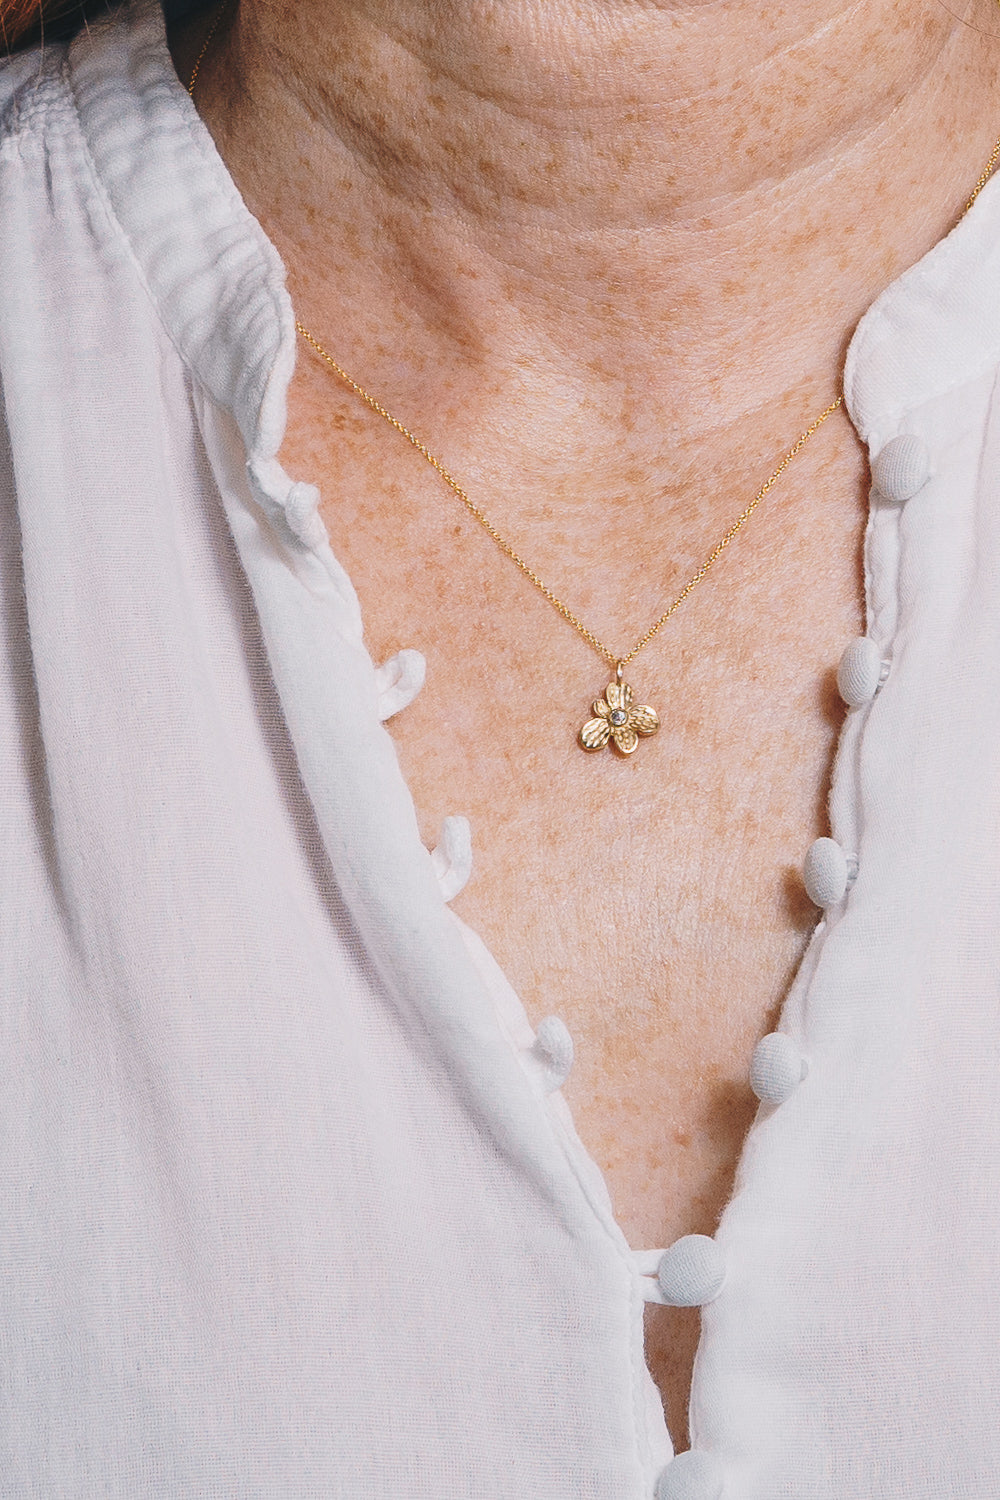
[173,0,1000,1451]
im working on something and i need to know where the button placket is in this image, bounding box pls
[709,428,929,1492]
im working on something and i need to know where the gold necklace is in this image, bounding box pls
[188,7,1000,756]
[295,323,840,755]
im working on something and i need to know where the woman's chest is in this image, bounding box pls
[286,393,869,1438]
[351,553,861,1442]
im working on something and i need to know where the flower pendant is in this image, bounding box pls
[579,674,659,755]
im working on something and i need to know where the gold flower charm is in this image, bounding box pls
[579,677,659,755]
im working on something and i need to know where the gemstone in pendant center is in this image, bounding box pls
[610,708,628,726]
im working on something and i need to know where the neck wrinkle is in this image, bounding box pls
[184,0,1000,464]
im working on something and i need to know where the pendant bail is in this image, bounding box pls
[615,660,625,684]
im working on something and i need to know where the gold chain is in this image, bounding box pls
[966,130,1000,214]
[189,5,1000,681]
[185,5,222,97]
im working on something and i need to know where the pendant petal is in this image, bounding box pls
[592,698,612,720]
[606,681,633,713]
[611,727,639,755]
[580,716,612,750]
[630,704,659,736]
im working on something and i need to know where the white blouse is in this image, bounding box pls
[2,3,1000,1495]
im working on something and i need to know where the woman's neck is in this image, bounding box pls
[179,0,999,464]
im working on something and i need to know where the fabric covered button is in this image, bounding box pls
[871,434,931,503]
[375,648,427,721]
[837,637,888,707]
[655,1450,725,1500]
[430,816,472,902]
[802,837,856,909]
[529,1015,574,1093]
[750,1032,808,1104]
[657,1235,726,1307]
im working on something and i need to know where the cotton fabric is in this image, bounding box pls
[2,3,1000,1494]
